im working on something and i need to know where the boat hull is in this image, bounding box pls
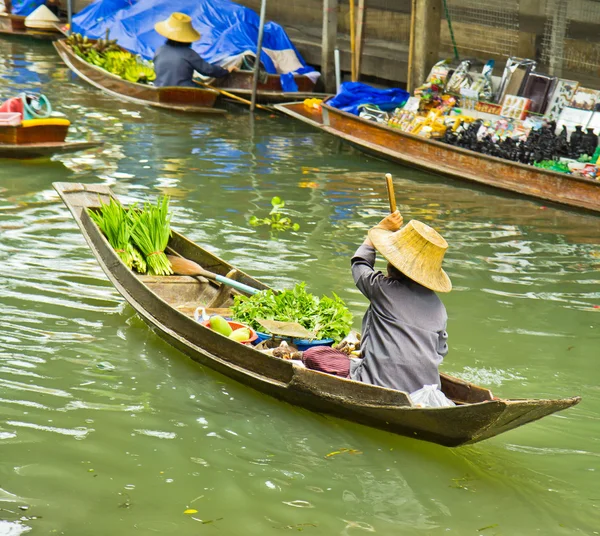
[53,40,224,114]
[275,102,600,214]
[211,70,327,104]
[52,182,581,447]
[0,141,101,158]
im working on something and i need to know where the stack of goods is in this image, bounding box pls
[88,196,173,275]
[230,282,353,345]
[66,33,156,84]
[347,55,600,179]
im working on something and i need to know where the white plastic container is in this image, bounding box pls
[0,112,22,126]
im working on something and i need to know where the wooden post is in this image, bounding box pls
[548,0,567,77]
[67,0,73,36]
[250,0,267,112]
[321,0,339,93]
[355,0,365,80]
[411,0,442,89]
[349,0,356,81]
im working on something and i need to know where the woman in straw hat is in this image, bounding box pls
[153,12,235,88]
[349,210,451,393]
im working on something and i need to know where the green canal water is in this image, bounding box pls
[1,39,599,536]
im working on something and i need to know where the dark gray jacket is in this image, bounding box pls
[350,244,448,393]
[153,43,229,88]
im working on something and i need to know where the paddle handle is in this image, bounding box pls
[385,173,397,214]
[214,274,259,295]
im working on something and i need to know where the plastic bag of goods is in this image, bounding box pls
[410,384,456,408]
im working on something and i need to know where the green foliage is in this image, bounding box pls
[128,196,173,276]
[88,197,146,273]
[88,195,172,276]
[231,282,353,343]
[249,196,300,232]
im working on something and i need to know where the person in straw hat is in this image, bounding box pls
[349,210,451,393]
[153,12,236,88]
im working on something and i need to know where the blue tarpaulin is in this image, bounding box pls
[10,0,44,16]
[72,0,318,88]
[328,82,410,116]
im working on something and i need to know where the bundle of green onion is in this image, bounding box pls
[128,196,173,276]
[88,197,146,273]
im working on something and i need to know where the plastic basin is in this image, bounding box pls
[254,331,334,351]
[202,320,258,344]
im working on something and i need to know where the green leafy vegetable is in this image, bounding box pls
[88,197,146,273]
[231,282,353,343]
[128,196,173,276]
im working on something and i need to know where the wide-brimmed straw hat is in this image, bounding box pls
[154,13,200,43]
[368,220,452,293]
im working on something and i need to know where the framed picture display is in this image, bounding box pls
[545,79,579,121]
[568,87,600,111]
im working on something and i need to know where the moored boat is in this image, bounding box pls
[0,117,101,158]
[0,13,62,40]
[210,70,330,104]
[53,39,224,114]
[53,182,581,447]
[274,101,600,214]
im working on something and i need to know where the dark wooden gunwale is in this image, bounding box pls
[53,40,225,114]
[275,102,600,214]
[53,182,581,447]
[0,140,101,158]
[0,13,62,40]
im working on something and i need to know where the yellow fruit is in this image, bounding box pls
[229,328,251,342]
[209,315,232,336]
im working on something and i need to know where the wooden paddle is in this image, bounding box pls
[385,172,397,213]
[193,79,270,111]
[166,254,259,296]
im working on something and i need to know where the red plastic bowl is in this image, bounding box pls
[202,320,258,344]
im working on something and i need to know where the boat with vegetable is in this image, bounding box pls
[53,37,224,114]
[274,101,600,214]
[53,182,581,447]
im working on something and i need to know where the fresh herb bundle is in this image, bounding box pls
[88,197,146,273]
[128,196,173,276]
[231,283,353,343]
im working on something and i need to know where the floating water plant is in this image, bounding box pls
[249,196,300,232]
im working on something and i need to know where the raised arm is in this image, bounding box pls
[351,210,403,299]
[187,49,230,78]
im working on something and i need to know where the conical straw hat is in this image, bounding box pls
[368,219,452,293]
[154,12,200,43]
[25,5,59,29]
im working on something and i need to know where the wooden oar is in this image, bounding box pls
[166,254,259,295]
[385,172,397,213]
[193,79,270,111]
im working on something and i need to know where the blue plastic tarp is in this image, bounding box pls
[10,0,44,16]
[328,82,410,116]
[72,0,318,87]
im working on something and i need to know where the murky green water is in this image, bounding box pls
[1,38,599,536]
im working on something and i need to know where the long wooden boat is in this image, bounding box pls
[274,101,600,214]
[0,13,62,40]
[53,40,224,114]
[211,70,330,104]
[0,118,101,158]
[53,182,581,447]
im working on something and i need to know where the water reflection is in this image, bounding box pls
[1,37,599,536]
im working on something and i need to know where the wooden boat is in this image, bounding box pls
[0,13,62,40]
[53,182,581,447]
[53,40,224,114]
[274,101,600,214]
[211,70,330,104]
[0,118,101,158]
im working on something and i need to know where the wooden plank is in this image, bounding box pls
[412,0,441,88]
[321,0,339,93]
